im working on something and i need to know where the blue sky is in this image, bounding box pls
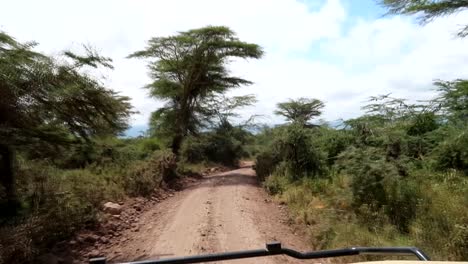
[1,0,468,137]
[342,0,386,20]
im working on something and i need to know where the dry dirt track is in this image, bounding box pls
[103,165,316,264]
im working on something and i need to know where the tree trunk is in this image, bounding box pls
[0,144,18,215]
[171,134,183,156]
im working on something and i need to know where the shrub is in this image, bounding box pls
[406,112,439,136]
[180,136,207,163]
[138,137,161,154]
[125,150,176,196]
[0,161,126,263]
[263,169,290,195]
[181,124,250,166]
[255,149,280,182]
[315,128,354,167]
[431,128,468,173]
[275,125,326,179]
[0,145,172,263]
[255,125,327,182]
[337,147,420,232]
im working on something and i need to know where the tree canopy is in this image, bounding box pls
[128,26,263,155]
[379,0,468,37]
[0,32,133,213]
[434,79,468,122]
[274,97,325,127]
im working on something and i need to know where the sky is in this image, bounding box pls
[2,0,468,136]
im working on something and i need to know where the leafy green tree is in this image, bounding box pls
[362,94,413,122]
[434,79,468,123]
[128,26,263,155]
[0,32,132,213]
[274,97,325,127]
[379,0,468,37]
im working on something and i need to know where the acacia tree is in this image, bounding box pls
[0,32,132,213]
[274,97,325,127]
[128,26,263,155]
[434,79,468,122]
[380,0,468,37]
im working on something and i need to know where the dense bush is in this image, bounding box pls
[336,146,421,233]
[255,149,280,182]
[181,123,250,166]
[0,137,170,263]
[0,161,125,263]
[125,150,176,196]
[255,124,326,182]
[431,127,468,173]
[276,125,327,179]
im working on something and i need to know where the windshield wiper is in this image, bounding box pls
[89,242,430,264]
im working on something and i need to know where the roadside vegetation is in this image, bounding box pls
[254,2,468,260]
[254,87,467,260]
[0,27,260,263]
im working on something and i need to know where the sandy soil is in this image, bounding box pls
[100,164,316,264]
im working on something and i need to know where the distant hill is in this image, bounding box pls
[124,120,345,137]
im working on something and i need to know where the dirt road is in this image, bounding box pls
[102,165,314,264]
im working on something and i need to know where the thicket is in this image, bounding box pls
[254,86,468,260]
[180,121,253,167]
[0,137,176,263]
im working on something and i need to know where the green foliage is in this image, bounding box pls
[263,171,290,195]
[411,170,468,260]
[337,147,391,210]
[0,160,125,263]
[406,112,439,136]
[255,149,281,182]
[379,0,468,37]
[21,137,162,169]
[431,126,468,173]
[274,97,325,127]
[0,32,132,213]
[0,32,132,146]
[336,146,421,233]
[256,83,467,260]
[315,127,354,166]
[275,125,327,179]
[0,136,174,263]
[129,26,263,155]
[434,79,468,123]
[255,124,327,182]
[125,150,176,196]
[181,122,250,166]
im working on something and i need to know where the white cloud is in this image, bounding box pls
[2,0,468,127]
[321,11,468,117]
[1,0,346,125]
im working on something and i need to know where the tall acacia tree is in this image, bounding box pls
[275,97,325,127]
[0,32,132,214]
[380,0,468,37]
[128,26,263,155]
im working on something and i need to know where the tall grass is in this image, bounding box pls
[263,169,468,261]
[0,146,174,264]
